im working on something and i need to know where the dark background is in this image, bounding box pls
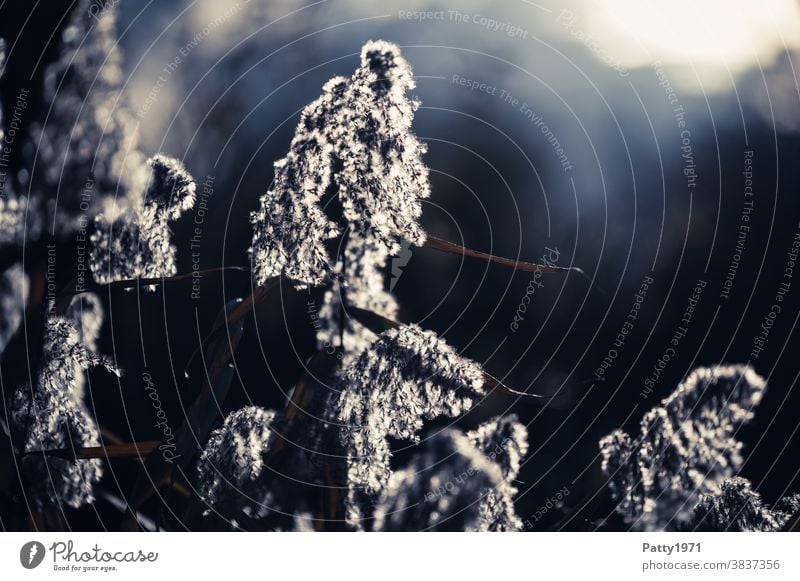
[2,0,800,530]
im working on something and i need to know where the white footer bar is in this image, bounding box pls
[1,532,798,580]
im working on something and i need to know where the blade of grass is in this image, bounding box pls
[99,427,191,497]
[424,235,583,275]
[182,277,280,377]
[24,441,160,460]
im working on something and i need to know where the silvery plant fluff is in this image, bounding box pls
[599,365,766,530]
[467,415,529,531]
[89,155,196,286]
[24,0,147,237]
[332,40,429,254]
[63,292,106,399]
[316,42,429,365]
[331,324,485,528]
[373,429,501,532]
[373,416,530,532]
[689,477,800,532]
[9,294,118,508]
[249,41,429,292]
[316,234,400,366]
[195,406,277,517]
[248,77,344,288]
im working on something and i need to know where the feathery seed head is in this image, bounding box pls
[196,406,277,516]
[332,323,484,528]
[599,365,766,530]
[249,41,429,290]
[467,414,529,482]
[10,294,115,508]
[690,477,799,532]
[89,155,196,287]
[144,154,197,219]
[374,416,529,531]
[373,429,500,531]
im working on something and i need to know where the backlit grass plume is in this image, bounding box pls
[249,41,429,290]
[599,365,766,531]
[89,155,196,286]
[373,416,529,532]
[689,477,800,532]
[373,428,501,532]
[468,415,529,531]
[195,406,277,518]
[9,294,118,508]
[331,323,485,528]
